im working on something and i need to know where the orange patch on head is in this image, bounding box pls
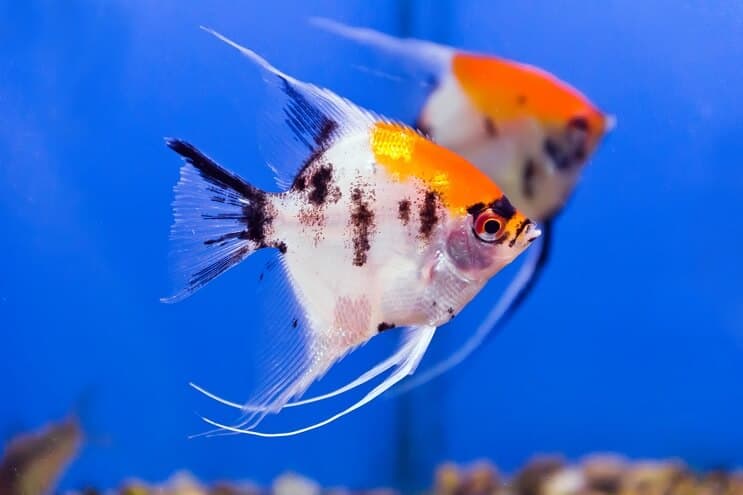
[452,52,607,140]
[370,122,504,213]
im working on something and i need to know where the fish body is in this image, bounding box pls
[311,18,612,393]
[164,30,538,436]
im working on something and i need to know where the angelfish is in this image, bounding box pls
[163,29,540,437]
[312,18,613,391]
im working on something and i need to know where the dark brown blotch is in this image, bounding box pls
[294,175,306,191]
[484,117,498,137]
[377,322,396,332]
[489,196,516,220]
[568,116,589,131]
[308,164,334,206]
[522,159,537,199]
[398,199,411,225]
[350,187,375,266]
[466,202,486,216]
[419,190,440,239]
[509,219,532,248]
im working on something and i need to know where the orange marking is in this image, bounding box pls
[370,122,504,213]
[452,52,607,138]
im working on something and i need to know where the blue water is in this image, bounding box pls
[1,0,742,491]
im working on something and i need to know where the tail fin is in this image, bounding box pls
[162,139,278,303]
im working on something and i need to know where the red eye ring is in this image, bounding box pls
[473,209,505,243]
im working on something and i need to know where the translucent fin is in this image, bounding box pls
[390,220,553,395]
[162,139,272,303]
[201,26,388,189]
[197,325,436,437]
[186,256,330,432]
[309,18,453,90]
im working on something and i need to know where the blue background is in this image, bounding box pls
[1,0,741,491]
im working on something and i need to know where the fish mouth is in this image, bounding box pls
[604,113,617,132]
[522,222,542,244]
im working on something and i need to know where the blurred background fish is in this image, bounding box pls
[310,18,613,392]
[0,415,82,495]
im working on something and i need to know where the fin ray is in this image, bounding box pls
[201,26,389,189]
[196,326,436,437]
[190,334,413,411]
[162,139,270,302]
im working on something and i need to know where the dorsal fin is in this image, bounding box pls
[201,27,388,189]
[309,18,453,85]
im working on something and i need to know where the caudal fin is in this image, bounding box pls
[162,139,280,303]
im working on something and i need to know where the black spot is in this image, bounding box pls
[273,241,287,254]
[292,318,298,328]
[350,187,375,266]
[544,117,590,170]
[294,175,306,191]
[259,272,264,281]
[544,138,570,170]
[419,191,439,239]
[377,322,396,332]
[447,307,454,315]
[398,199,411,225]
[466,202,486,216]
[307,164,334,206]
[489,196,516,220]
[568,116,589,131]
[484,117,497,137]
[240,191,272,246]
[522,159,536,199]
[432,300,437,307]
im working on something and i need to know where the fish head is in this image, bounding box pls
[444,196,540,281]
[539,101,613,174]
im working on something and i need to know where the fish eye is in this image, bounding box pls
[472,208,505,243]
[568,116,590,132]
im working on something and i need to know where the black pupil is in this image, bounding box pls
[484,219,500,235]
